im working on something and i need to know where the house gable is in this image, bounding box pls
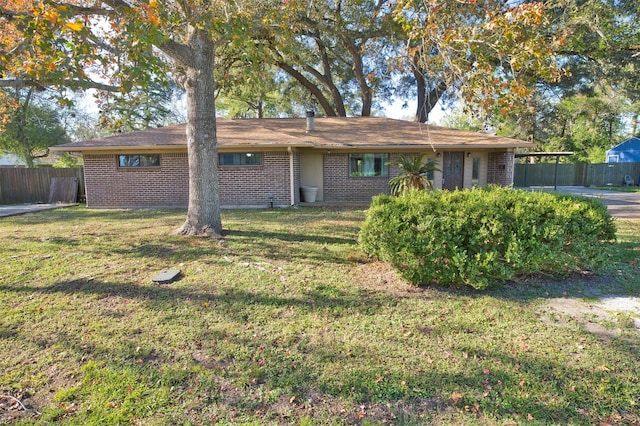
[606,137,640,163]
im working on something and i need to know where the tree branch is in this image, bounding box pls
[276,61,337,117]
[0,79,120,92]
[157,39,195,69]
[0,395,40,416]
[55,2,117,16]
[0,6,28,19]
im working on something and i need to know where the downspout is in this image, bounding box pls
[288,147,295,206]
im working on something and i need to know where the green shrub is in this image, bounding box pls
[358,186,616,289]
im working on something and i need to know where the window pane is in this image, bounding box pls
[118,154,160,167]
[140,155,160,167]
[349,153,388,177]
[472,157,480,185]
[219,153,263,166]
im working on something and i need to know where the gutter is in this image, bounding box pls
[288,147,295,206]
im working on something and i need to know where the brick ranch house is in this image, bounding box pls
[52,116,533,208]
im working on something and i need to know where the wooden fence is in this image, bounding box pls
[0,167,85,205]
[514,162,640,188]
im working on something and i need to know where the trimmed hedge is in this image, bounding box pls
[358,186,616,289]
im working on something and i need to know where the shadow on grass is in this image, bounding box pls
[5,206,185,224]
[6,205,366,230]
[227,229,357,246]
[101,229,365,266]
[0,278,385,315]
[5,278,638,424]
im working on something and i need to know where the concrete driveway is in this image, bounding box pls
[545,186,640,220]
[0,203,78,218]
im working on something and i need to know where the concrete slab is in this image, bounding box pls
[553,187,640,220]
[520,187,640,220]
[0,203,78,218]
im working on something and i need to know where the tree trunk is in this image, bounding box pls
[175,28,223,237]
[342,37,372,116]
[414,70,447,123]
[412,52,447,123]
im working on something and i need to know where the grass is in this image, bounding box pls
[595,186,640,193]
[0,206,639,425]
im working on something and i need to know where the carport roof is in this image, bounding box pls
[52,117,534,153]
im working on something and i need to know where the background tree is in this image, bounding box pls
[396,0,565,124]
[252,0,405,117]
[459,0,639,162]
[0,87,70,167]
[1,0,280,237]
[94,82,186,133]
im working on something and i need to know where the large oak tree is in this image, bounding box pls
[1,0,276,237]
[1,0,570,238]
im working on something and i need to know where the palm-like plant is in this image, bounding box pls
[389,154,440,196]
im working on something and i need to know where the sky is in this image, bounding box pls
[382,98,448,125]
[75,88,450,129]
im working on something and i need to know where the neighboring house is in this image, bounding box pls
[0,153,26,167]
[606,137,640,163]
[0,152,63,167]
[51,116,533,208]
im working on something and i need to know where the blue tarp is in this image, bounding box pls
[606,137,640,163]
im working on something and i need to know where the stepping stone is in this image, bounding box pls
[152,270,181,284]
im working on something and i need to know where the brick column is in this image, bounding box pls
[487,150,515,186]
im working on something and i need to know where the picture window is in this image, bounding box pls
[219,153,263,166]
[118,154,160,167]
[349,153,389,177]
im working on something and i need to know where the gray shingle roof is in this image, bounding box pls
[52,117,533,152]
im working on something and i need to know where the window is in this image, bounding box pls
[219,153,263,166]
[472,157,480,186]
[118,154,160,167]
[349,153,389,177]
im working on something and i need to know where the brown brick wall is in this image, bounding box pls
[323,152,424,202]
[84,150,514,208]
[487,150,515,186]
[84,153,189,208]
[219,151,299,207]
[84,151,299,208]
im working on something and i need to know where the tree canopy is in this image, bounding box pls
[2,0,272,236]
[471,0,640,161]
[3,0,629,234]
[0,87,70,167]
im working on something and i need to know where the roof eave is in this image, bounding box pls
[313,143,534,150]
[50,145,186,153]
[50,143,316,153]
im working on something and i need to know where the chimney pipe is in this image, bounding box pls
[306,110,315,132]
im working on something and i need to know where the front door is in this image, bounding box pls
[300,152,324,201]
[443,152,464,190]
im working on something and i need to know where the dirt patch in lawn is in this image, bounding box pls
[540,294,640,345]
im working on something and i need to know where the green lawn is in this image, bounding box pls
[1,207,639,425]
[595,186,640,193]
